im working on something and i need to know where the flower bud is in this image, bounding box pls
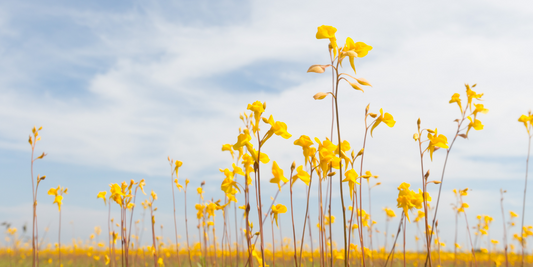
[368,113,377,118]
[263,102,267,110]
[307,65,329,73]
[291,161,296,171]
[313,92,329,100]
[413,133,419,141]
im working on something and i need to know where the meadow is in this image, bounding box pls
[1,25,532,267]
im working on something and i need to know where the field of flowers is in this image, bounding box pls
[1,25,532,267]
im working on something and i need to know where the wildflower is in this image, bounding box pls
[294,135,315,164]
[370,108,396,137]
[426,128,449,160]
[449,93,463,113]
[292,165,310,186]
[271,204,287,227]
[262,115,292,140]
[466,116,484,136]
[270,161,288,190]
[342,37,372,73]
[221,144,235,159]
[342,169,360,200]
[316,25,338,57]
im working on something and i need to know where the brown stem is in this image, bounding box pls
[520,135,531,267]
[299,173,314,265]
[500,189,509,267]
[184,190,193,267]
[290,169,298,267]
[384,212,404,267]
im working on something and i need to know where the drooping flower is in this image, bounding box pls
[370,108,396,137]
[271,204,287,227]
[316,25,338,58]
[292,165,310,186]
[426,128,449,161]
[294,135,314,164]
[270,161,289,190]
[342,169,360,200]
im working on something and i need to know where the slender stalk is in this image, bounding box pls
[58,209,62,267]
[500,189,509,267]
[290,169,298,267]
[384,212,404,267]
[299,173,314,265]
[184,189,193,267]
[170,165,180,266]
[255,130,266,267]
[150,207,157,267]
[520,135,531,267]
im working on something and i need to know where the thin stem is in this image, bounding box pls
[299,174,314,266]
[384,212,404,267]
[520,135,531,267]
[290,170,298,267]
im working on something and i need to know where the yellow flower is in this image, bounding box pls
[342,169,360,200]
[97,191,107,205]
[222,144,235,159]
[195,204,205,219]
[449,93,463,114]
[233,129,252,151]
[247,101,265,134]
[151,190,157,201]
[53,195,63,211]
[342,37,372,73]
[205,202,217,219]
[270,161,288,190]
[466,116,484,136]
[271,204,287,227]
[294,135,314,164]
[138,179,146,195]
[518,113,533,135]
[426,128,449,161]
[158,257,164,267]
[473,103,489,116]
[262,115,292,140]
[105,255,110,265]
[248,147,270,164]
[510,211,518,218]
[370,108,396,137]
[316,25,338,58]
[465,84,483,110]
[383,207,396,218]
[292,166,310,186]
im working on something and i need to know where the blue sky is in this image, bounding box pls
[1,0,533,250]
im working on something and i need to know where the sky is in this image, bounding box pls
[1,0,533,251]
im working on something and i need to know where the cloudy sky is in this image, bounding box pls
[1,0,533,251]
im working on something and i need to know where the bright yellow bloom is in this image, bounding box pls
[342,169,360,200]
[233,129,252,151]
[449,93,463,113]
[263,115,292,140]
[316,25,338,58]
[426,128,449,161]
[370,108,396,137]
[292,165,310,186]
[294,135,314,164]
[158,257,164,266]
[324,215,335,225]
[151,190,157,201]
[270,161,288,190]
[195,204,205,219]
[138,179,146,195]
[383,207,396,218]
[271,204,287,227]
[466,116,484,136]
[248,147,270,164]
[97,191,107,205]
[465,84,483,110]
[518,113,533,135]
[53,195,63,211]
[222,144,235,159]
[105,255,110,265]
[247,101,265,134]
[510,211,518,218]
[342,37,372,73]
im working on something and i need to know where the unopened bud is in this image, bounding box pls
[201,181,206,187]
[368,113,377,118]
[365,104,370,114]
[313,92,329,100]
[327,172,336,177]
[263,102,267,110]
[425,170,430,180]
[291,161,296,171]
[413,133,419,141]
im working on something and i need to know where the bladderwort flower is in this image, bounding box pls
[271,204,287,227]
[270,161,289,191]
[426,128,449,161]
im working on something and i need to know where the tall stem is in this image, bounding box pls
[290,171,298,267]
[58,210,62,267]
[520,135,531,267]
